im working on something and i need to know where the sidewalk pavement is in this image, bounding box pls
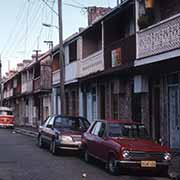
[15,126,38,138]
[14,126,180,179]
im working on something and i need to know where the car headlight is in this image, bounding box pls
[122,150,130,159]
[164,153,172,161]
[59,135,73,142]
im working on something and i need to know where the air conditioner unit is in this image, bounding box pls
[134,75,149,93]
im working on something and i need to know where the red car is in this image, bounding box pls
[82,119,172,175]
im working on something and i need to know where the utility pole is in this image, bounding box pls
[58,0,65,115]
[117,0,119,5]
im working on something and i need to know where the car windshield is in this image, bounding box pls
[0,110,13,115]
[54,117,89,132]
[108,123,150,139]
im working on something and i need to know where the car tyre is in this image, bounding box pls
[108,155,120,175]
[50,140,58,155]
[37,135,43,148]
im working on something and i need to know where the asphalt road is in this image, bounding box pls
[0,129,170,180]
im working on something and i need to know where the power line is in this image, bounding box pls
[63,3,87,10]
[41,0,58,16]
[1,0,27,57]
[8,1,44,58]
[2,0,37,58]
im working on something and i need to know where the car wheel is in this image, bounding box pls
[84,148,90,163]
[108,155,120,175]
[50,140,58,155]
[38,135,43,148]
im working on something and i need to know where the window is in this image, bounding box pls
[81,118,90,130]
[54,116,85,131]
[0,110,13,115]
[98,123,106,137]
[69,41,77,63]
[108,123,149,139]
[43,116,52,127]
[48,117,54,126]
[91,122,102,136]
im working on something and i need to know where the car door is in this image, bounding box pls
[91,122,108,160]
[43,116,55,143]
[87,121,102,157]
[40,116,52,143]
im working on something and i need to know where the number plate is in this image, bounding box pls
[141,161,156,168]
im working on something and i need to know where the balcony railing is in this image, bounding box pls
[33,76,51,92]
[33,77,41,92]
[22,81,33,94]
[65,61,79,83]
[79,50,104,78]
[137,13,180,59]
[52,61,79,85]
[52,69,60,85]
[4,89,13,99]
[104,35,136,69]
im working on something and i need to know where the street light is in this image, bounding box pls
[42,23,59,30]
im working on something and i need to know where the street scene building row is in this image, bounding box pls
[2,0,180,150]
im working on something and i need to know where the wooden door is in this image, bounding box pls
[169,86,180,149]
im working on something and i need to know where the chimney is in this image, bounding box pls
[17,63,24,72]
[23,60,33,67]
[88,6,112,25]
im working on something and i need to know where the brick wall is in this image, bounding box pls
[88,6,112,25]
[159,0,180,20]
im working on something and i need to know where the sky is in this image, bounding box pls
[0,0,117,76]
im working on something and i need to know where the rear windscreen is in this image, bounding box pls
[0,111,13,115]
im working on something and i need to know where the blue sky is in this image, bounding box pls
[0,0,117,75]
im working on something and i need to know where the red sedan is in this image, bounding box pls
[82,119,172,175]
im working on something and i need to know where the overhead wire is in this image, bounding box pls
[1,0,27,57]
[2,0,38,59]
[8,1,44,58]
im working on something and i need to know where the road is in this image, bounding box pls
[0,129,170,180]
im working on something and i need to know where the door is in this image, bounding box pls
[87,93,92,123]
[153,86,161,142]
[169,86,180,149]
[100,85,105,119]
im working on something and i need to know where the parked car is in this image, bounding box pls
[82,119,172,175]
[0,107,14,128]
[37,115,90,155]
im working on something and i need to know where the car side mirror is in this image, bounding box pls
[47,124,53,129]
